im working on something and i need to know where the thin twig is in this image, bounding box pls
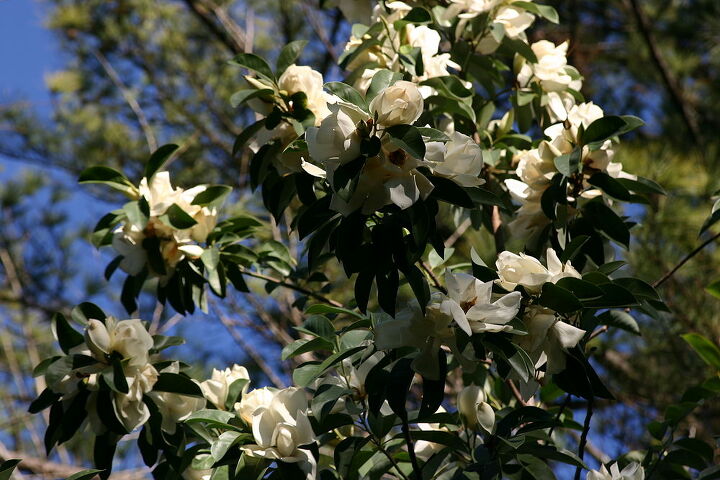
[505,379,528,407]
[215,308,286,388]
[182,0,245,54]
[624,0,702,147]
[574,398,594,480]
[91,49,157,153]
[401,419,422,480]
[445,218,472,248]
[653,231,720,287]
[419,261,447,295]
[239,267,344,307]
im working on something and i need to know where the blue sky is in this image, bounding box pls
[0,0,59,109]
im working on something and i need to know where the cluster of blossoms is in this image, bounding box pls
[376,248,585,390]
[46,316,204,433]
[343,1,461,95]
[505,101,634,237]
[112,171,218,279]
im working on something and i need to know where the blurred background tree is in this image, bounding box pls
[1,0,719,475]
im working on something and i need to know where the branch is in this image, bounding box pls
[624,0,703,146]
[182,0,245,55]
[0,442,144,480]
[215,307,287,388]
[574,398,594,480]
[239,267,344,307]
[505,379,528,407]
[653,231,720,287]
[419,261,447,295]
[90,48,157,153]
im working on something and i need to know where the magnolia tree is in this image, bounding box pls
[9,1,720,480]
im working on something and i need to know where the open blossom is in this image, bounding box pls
[84,317,154,367]
[306,101,367,168]
[375,301,472,379]
[329,147,435,215]
[447,0,501,18]
[278,65,331,125]
[516,305,586,374]
[370,81,424,127]
[429,271,522,335]
[587,462,644,480]
[200,364,250,410]
[457,385,495,432]
[426,132,486,187]
[242,387,316,478]
[114,363,159,432]
[517,40,581,93]
[112,172,218,277]
[496,248,580,293]
[236,387,277,424]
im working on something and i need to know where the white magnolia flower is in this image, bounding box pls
[150,390,205,433]
[496,248,580,293]
[457,385,495,432]
[200,364,250,410]
[517,41,579,93]
[84,317,154,368]
[496,251,551,293]
[278,65,331,125]
[330,150,434,215]
[112,224,147,276]
[429,271,522,334]
[516,306,586,374]
[414,406,448,460]
[242,387,316,478]
[447,0,502,18]
[306,101,368,168]
[236,387,277,425]
[370,81,424,127]
[114,363,158,432]
[587,462,644,480]
[494,5,535,38]
[374,302,471,379]
[426,132,486,187]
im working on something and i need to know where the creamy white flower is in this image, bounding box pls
[517,41,575,92]
[495,251,552,293]
[516,306,586,374]
[236,387,277,425]
[414,406,448,460]
[150,390,205,433]
[496,249,580,293]
[428,271,522,335]
[85,317,154,367]
[114,364,158,432]
[587,462,644,480]
[242,387,316,478]
[278,65,331,125]
[546,248,581,283]
[370,81,424,127]
[448,0,501,18]
[306,101,368,169]
[495,6,535,38]
[112,224,147,276]
[200,364,250,410]
[426,132,485,187]
[375,302,472,379]
[330,150,434,215]
[457,385,495,432]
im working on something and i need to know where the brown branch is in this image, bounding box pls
[624,0,703,146]
[419,261,447,295]
[182,0,245,55]
[90,48,157,153]
[505,379,528,406]
[215,308,286,388]
[445,218,472,248]
[653,231,720,288]
[0,442,145,479]
[239,267,344,307]
[491,205,505,253]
